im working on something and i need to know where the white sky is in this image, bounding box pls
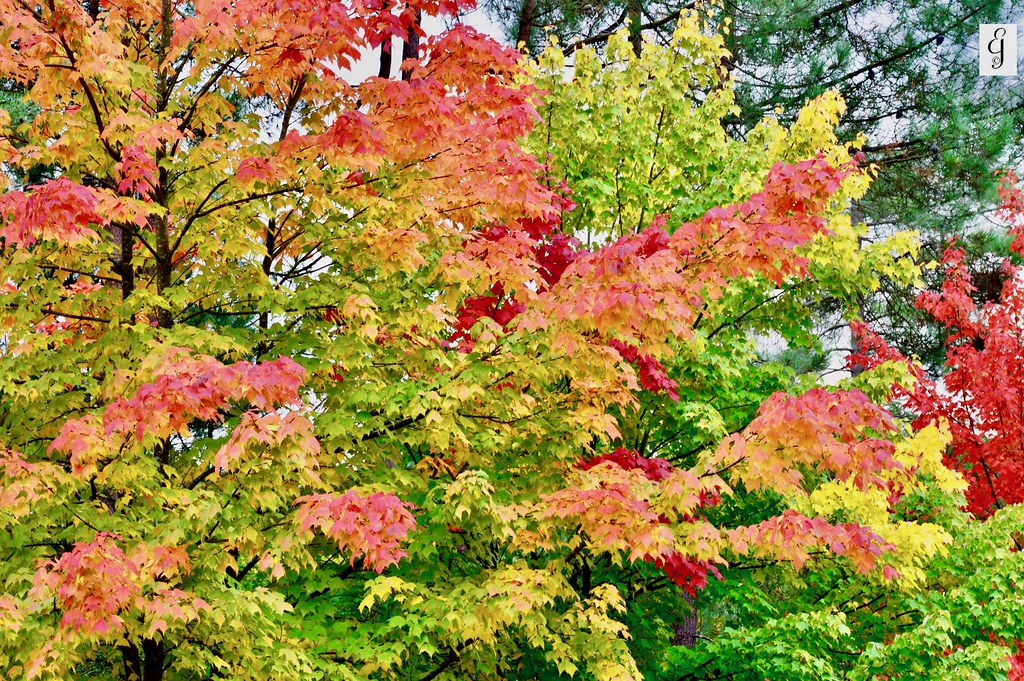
[341,8,507,83]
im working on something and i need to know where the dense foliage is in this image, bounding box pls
[853,173,1024,519]
[0,2,1022,681]
[485,0,1024,373]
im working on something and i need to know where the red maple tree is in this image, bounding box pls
[851,172,1024,518]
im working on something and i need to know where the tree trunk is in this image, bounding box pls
[402,10,422,80]
[627,2,642,57]
[110,223,135,305]
[121,640,165,681]
[671,593,698,647]
[849,201,865,377]
[379,39,393,79]
[515,0,534,52]
[141,639,165,681]
[379,0,394,78]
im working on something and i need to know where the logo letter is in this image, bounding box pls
[981,24,1018,76]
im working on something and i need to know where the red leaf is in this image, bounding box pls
[0,179,104,246]
[294,491,416,572]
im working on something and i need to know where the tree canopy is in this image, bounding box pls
[486,0,1024,372]
[1,2,1023,681]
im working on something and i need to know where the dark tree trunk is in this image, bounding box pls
[379,39,394,78]
[110,223,135,306]
[849,201,865,377]
[515,0,534,52]
[671,593,698,647]
[379,0,394,78]
[141,639,165,681]
[627,3,642,57]
[402,10,422,80]
[121,640,165,681]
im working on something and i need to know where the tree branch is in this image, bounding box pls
[563,3,697,56]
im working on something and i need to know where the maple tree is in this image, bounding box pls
[0,2,985,680]
[492,0,1023,378]
[732,172,1024,681]
[851,172,1024,519]
[664,502,1024,680]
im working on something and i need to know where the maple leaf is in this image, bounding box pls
[579,446,676,482]
[523,157,859,349]
[0,2,977,678]
[294,491,416,572]
[608,339,679,400]
[115,145,159,198]
[727,510,895,573]
[214,410,320,472]
[0,447,60,517]
[0,179,105,246]
[49,351,310,445]
[32,533,141,635]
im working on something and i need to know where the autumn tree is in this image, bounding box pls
[489,0,1023,374]
[663,490,1024,680]
[524,22,1024,678]
[726,172,1024,681]
[0,2,975,681]
[852,172,1024,518]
